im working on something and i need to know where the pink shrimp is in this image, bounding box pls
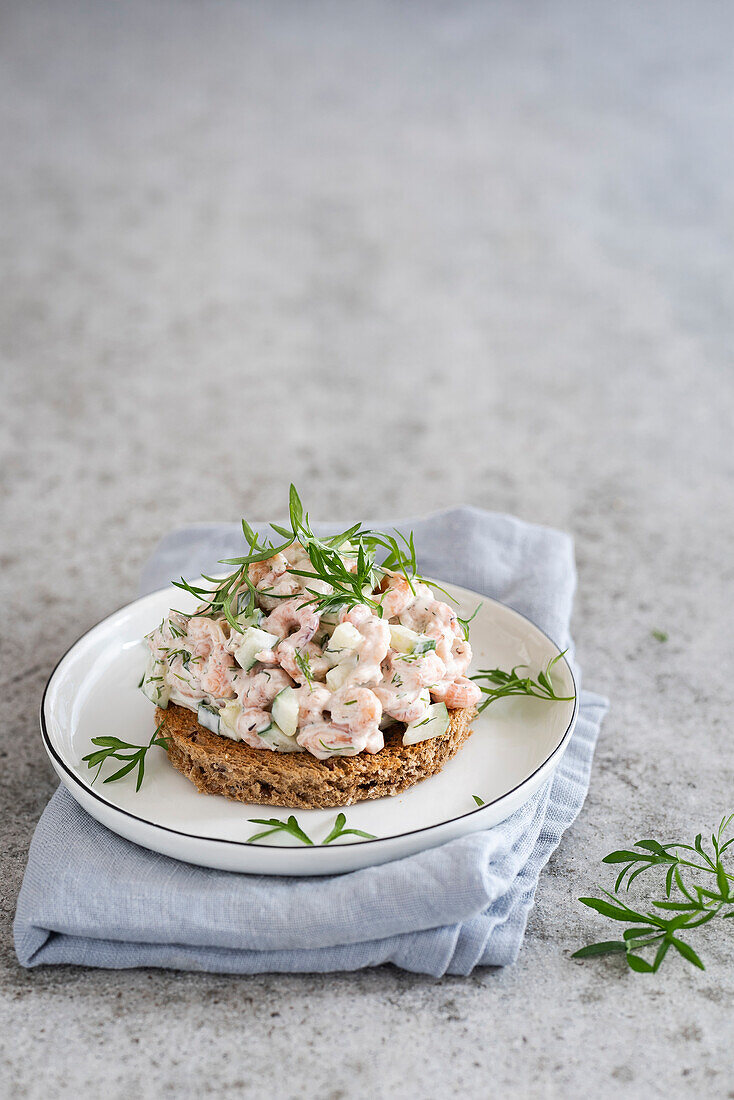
[430,677,482,709]
[382,649,447,693]
[328,686,382,736]
[296,722,378,760]
[185,616,229,659]
[336,604,390,686]
[399,596,459,639]
[264,599,321,684]
[264,599,319,642]
[295,685,331,726]
[184,616,236,700]
[167,655,208,706]
[199,652,237,700]
[248,553,302,609]
[248,553,289,587]
[373,683,429,724]
[440,636,473,680]
[146,613,190,659]
[376,572,415,619]
[235,667,294,709]
[230,707,277,749]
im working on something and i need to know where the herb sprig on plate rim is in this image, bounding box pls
[246,811,377,845]
[82,724,169,792]
[470,651,574,713]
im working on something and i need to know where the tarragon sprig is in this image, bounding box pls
[247,811,377,845]
[293,648,314,687]
[471,651,574,713]
[322,812,377,844]
[82,725,169,792]
[247,815,315,845]
[168,486,470,633]
[573,813,734,973]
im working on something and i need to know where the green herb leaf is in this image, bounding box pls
[82,725,168,790]
[322,812,377,845]
[626,953,655,973]
[247,811,376,846]
[571,941,627,958]
[247,816,314,846]
[471,651,574,712]
[574,814,734,974]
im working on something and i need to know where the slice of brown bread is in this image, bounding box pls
[155,702,476,809]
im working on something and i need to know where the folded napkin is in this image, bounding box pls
[15,507,607,976]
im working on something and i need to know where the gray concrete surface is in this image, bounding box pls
[2,0,733,1096]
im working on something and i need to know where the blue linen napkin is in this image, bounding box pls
[15,508,607,976]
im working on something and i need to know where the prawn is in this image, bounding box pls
[248,553,289,587]
[295,685,331,726]
[248,552,302,609]
[327,686,382,736]
[235,667,294,709]
[184,616,236,700]
[296,721,384,760]
[440,636,473,680]
[335,604,390,686]
[430,677,482,709]
[199,652,237,700]
[230,707,278,750]
[373,683,429,725]
[264,599,319,643]
[265,600,323,683]
[376,571,415,619]
[185,616,229,659]
[399,595,460,640]
[166,654,208,707]
[382,649,447,693]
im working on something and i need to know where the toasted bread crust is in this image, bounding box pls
[156,702,476,809]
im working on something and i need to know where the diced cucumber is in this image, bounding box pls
[140,657,171,708]
[323,622,362,665]
[389,624,420,653]
[197,703,221,735]
[234,607,264,630]
[388,626,436,658]
[258,725,303,753]
[326,661,354,691]
[233,627,279,671]
[271,687,299,738]
[219,702,243,741]
[402,702,450,746]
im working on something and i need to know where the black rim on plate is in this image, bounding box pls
[40,584,579,851]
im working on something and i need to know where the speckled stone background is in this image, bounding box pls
[2,1,733,1096]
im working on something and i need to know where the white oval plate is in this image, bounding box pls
[41,581,577,876]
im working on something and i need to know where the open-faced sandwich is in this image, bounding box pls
[141,488,482,808]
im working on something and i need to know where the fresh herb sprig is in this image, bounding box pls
[247,811,377,845]
[322,812,377,844]
[82,725,169,792]
[293,648,314,687]
[457,603,482,641]
[471,651,574,713]
[573,814,734,973]
[247,815,315,845]
[168,486,464,633]
[172,526,294,633]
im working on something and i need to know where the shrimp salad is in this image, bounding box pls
[141,492,482,762]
